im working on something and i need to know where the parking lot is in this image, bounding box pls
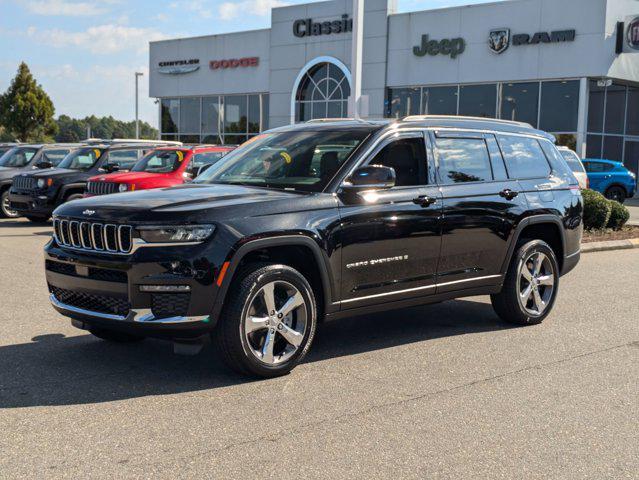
[0,218,637,479]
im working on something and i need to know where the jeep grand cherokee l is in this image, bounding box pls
[85,145,235,196]
[8,143,169,221]
[0,144,82,218]
[44,117,583,378]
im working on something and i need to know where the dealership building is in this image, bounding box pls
[149,0,639,173]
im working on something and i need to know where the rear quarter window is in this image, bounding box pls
[497,135,550,179]
[435,137,493,184]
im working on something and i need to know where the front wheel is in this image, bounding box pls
[604,186,626,203]
[0,190,19,218]
[491,240,559,325]
[214,263,317,378]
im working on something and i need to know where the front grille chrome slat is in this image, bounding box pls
[54,217,133,255]
[87,181,119,196]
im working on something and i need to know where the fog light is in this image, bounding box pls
[139,285,191,293]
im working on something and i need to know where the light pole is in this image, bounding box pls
[135,72,144,139]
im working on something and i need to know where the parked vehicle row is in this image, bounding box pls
[1,141,234,220]
[43,116,584,378]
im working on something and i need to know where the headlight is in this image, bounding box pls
[118,184,129,192]
[37,179,46,189]
[138,225,215,243]
[629,171,636,179]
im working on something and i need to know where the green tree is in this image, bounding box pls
[0,62,57,142]
[54,115,158,142]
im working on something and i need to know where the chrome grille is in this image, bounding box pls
[53,217,133,254]
[13,176,37,191]
[87,181,119,196]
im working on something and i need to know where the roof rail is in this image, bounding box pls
[305,118,358,123]
[402,115,533,128]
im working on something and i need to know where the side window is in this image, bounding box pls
[190,152,226,175]
[435,137,493,184]
[586,162,611,173]
[43,149,70,166]
[498,135,550,179]
[539,141,576,179]
[368,137,427,186]
[108,149,140,170]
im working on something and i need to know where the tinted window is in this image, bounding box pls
[501,82,539,127]
[627,87,639,136]
[42,149,71,166]
[0,147,37,167]
[58,148,102,170]
[587,135,602,158]
[498,135,550,179]
[180,97,200,134]
[436,137,493,184]
[224,95,247,134]
[539,81,579,132]
[202,96,220,135]
[369,137,426,186]
[587,80,605,133]
[423,86,458,115]
[558,149,585,173]
[387,88,421,118]
[603,135,623,162]
[132,150,184,173]
[604,84,626,134]
[107,150,140,170]
[459,84,497,118]
[161,98,179,134]
[584,161,613,173]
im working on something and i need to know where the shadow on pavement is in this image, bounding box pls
[0,299,513,409]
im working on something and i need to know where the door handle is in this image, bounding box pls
[412,195,437,207]
[499,188,519,200]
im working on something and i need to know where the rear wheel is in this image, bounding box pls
[604,186,626,203]
[214,263,317,378]
[90,328,145,343]
[0,190,19,218]
[491,240,559,325]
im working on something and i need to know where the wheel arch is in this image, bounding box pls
[58,183,87,202]
[213,235,336,321]
[501,215,566,275]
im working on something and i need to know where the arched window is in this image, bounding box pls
[294,61,351,122]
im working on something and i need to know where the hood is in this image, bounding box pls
[88,171,169,184]
[0,166,24,181]
[24,168,79,179]
[53,183,305,223]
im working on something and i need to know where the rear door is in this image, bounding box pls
[433,130,527,292]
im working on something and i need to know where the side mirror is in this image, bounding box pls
[342,165,396,191]
[36,161,53,169]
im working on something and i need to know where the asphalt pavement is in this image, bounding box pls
[0,218,637,479]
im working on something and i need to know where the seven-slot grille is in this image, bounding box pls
[13,176,37,191]
[53,217,133,254]
[87,181,119,196]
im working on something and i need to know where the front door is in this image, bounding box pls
[433,131,527,293]
[337,132,442,308]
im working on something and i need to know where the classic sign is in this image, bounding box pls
[293,14,352,37]
[158,59,200,74]
[413,34,466,59]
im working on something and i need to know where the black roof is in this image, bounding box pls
[268,116,555,141]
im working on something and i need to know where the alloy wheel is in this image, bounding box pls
[243,280,308,365]
[517,251,555,316]
[1,192,18,218]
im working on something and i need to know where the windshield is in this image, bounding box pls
[42,148,73,167]
[559,150,585,173]
[58,147,103,170]
[132,150,185,173]
[194,130,369,192]
[0,147,38,167]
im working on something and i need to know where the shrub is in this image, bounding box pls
[606,199,630,230]
[582,189,611,230]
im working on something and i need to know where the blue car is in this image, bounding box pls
[582,159,637,203]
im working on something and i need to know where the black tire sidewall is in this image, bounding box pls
[605,186,625,203]
[224,264,317,377]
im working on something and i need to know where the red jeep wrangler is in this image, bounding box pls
[85,145,234,196]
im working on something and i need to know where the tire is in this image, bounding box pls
[214,263,317,378]
[90,328,145,343]
[25,215,50,223]
[491,239,559,325]
[604,186,626,203]
[0,190,19,219]
[65,193,84,203]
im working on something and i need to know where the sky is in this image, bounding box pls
[0,0,504,127]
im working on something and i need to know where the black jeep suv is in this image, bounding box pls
[0,144,82,218]
[9,143,165,222]
[44,117,583,377]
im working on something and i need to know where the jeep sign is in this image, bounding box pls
[413,35,466,59]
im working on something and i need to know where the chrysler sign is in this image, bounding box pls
[158,59,200,74]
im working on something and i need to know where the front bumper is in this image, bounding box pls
[8,191,54,216]
[45,238,228,339]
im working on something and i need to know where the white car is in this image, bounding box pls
[557,146,588,189]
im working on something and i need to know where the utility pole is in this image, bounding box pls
[135,72,144,138]
[349,0,364,118]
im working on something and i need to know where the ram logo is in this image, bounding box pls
[489,28,510,54]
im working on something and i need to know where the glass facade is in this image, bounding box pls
[586,80,639,179]
[386,80,579,145]
[295,62,350,122]
[160,93,269,144]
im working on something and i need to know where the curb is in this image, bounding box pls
[581,238,639,253]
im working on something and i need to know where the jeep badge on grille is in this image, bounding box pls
[83,209,95,216]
